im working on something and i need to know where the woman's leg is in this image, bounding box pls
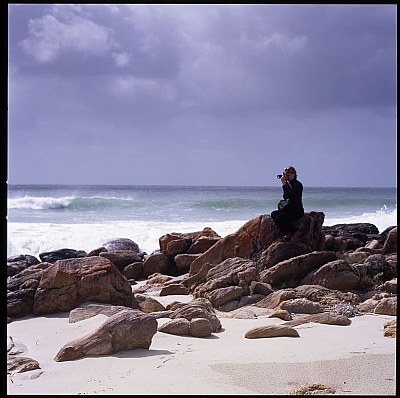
[271,210,292,234]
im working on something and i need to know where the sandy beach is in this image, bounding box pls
[7,289,396,396]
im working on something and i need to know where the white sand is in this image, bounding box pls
[7,295,396,395]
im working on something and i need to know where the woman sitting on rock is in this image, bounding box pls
[271,165,304,237]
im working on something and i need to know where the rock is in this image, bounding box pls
[159,283,190,296]
[189,318,213,337]
[33,256,132,315]
[170,299,222,332]
[39,248,87,263]
[245,324,300,339]
[158,318,190,336]
[290,211,326,250]
[132,294,166,313]
[86,247,108,256]
[175,254,201,274]
[158,228,221,262]
[323,234,347,252]
[340,251,369,264]
[250,281,273,296]
[189,215,278,274]
[374,296,397,315]
[300,259,360,291]
[142,253,171,278]
[285,312,352,326]
[7,290,36,319]
[187,236,220,254]
[380,278,397,294]
[7,262,51,290]
[69,303,133,323]
[258,241,310,271]
[206,286,245,308]
[7,254,40,277]
[278,298,323,314]
[193,257,257,301]
[355,254,394,282]
[288,383,336,395]
[322,223,379,250]
[259,251,337,289]
[383,319,396,338]
[7,262,53,318]
[382,227,397,254]
[102,238,140,253]
[147,273,174,284]
[7,355,40,374]
[255,285,360,310]
[159,233,192,257]
[99,250,142,271]
[218,306,272,319]
[189,213,324,276]
[122,262,144,280]
[364,239,381,250]
[54,310,157,362]
[268,309,292,321]
[7,336,27,355]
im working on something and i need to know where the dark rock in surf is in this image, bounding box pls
[39,248,87,263]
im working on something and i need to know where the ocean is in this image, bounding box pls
[7,184,397,258]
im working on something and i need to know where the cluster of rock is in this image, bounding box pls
[7,211,397,367]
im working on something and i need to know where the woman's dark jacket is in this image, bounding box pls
[282,178,304,217]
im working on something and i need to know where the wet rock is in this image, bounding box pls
[39,248,87,263]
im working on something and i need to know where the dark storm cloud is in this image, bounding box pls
[8,4,397,186]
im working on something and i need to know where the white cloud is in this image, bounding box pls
[111,75,176,102]
[240,32,308,55]
[112,52,130,67]
[20,13,118,63]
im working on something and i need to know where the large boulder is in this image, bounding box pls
[259,251,337,289]
[102,238,140,253]
[300,259,361,291]
[189,212,325,276]
[33,256,132,315]
[54,310,157,362]
[7,262,53,318]
[258,241,310,271]
[192,257,258,301]
[169,299,222,332]
[254,284,360,310]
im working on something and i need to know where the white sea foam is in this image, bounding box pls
[7,206,396,259]
[8,196,75,210]
[324,205,397,233]
[7,220,245,258]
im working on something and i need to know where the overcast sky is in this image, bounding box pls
[7,4,397,187]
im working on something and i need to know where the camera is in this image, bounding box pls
[277,174,283,179]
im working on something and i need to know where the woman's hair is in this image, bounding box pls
[284,166,297,177]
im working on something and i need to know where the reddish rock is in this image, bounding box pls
[259,251,337,289]
[33,256,132,315]
[189,212,325,276]
[382,227,397,254]
[300,259,360,291]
